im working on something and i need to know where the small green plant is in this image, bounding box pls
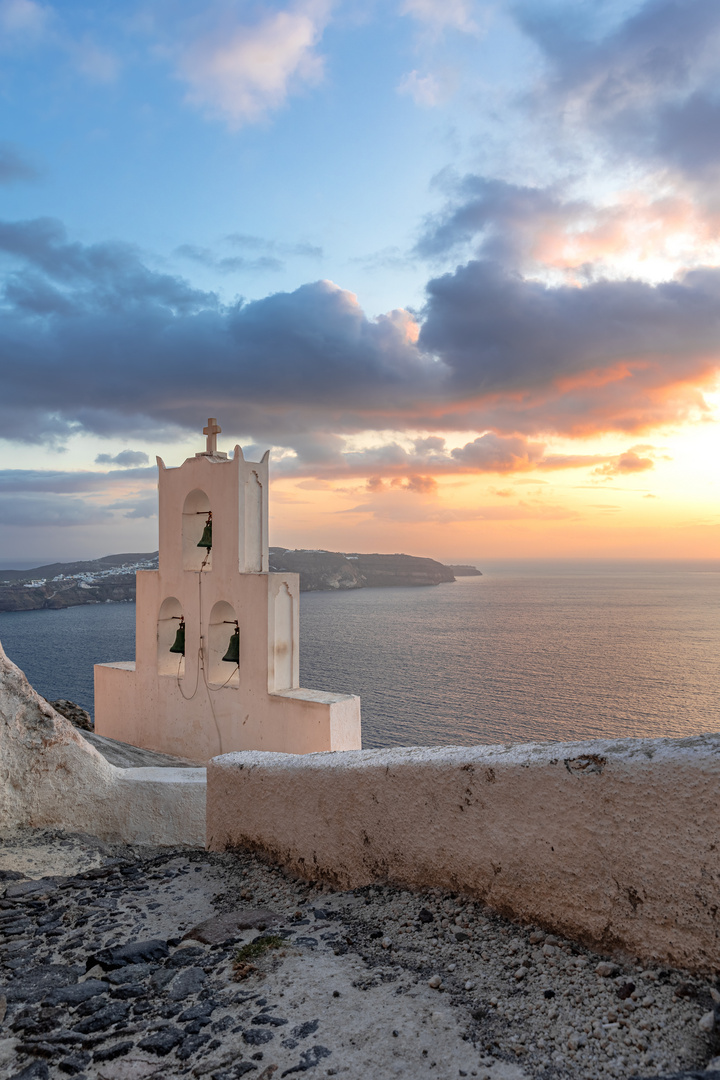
[232,935,285,980]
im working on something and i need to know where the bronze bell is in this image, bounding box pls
[197,513,212,549]
[222,626,240,664]
[169,618,185,656]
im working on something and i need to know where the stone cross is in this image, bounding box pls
[203,418,221,454]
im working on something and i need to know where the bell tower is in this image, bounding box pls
[94,420,361,763]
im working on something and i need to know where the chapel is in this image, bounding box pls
[94,420,361,762]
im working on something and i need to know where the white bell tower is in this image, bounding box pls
[94,420,361,763]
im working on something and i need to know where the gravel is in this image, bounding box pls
[0,828,718,1080]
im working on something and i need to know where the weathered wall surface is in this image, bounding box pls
[207,738,720,972]
[0,643,205,845]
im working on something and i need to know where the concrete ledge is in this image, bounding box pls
[207,737,720,972]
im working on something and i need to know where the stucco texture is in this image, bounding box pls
[0,642,206,846]
[207,738,720,972]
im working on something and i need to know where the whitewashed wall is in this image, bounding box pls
[208,736,720,972]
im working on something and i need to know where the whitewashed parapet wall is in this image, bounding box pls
[207,737,720,972]
[0,643,206,846]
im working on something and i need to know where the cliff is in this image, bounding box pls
[268,549,456,591]
[0,550,474,611]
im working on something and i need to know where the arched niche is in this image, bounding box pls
[208,600,239,687]
[182,488,212,571]
[158,596,184,677]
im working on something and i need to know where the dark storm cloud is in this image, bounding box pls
[0,144,41,185]
[1,216,719,461]
[515,0,720,175]
[420,259,720,403]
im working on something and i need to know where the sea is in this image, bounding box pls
[0,559,718,749]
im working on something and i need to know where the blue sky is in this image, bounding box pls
[1,0,719,563]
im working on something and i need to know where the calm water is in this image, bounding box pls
[1,561,717,748]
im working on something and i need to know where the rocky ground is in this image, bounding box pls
[0,831,718,1080]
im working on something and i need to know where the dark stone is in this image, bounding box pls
[0,869,26,881]
[9,1063,50,1080]
[44,980,109,1006]
[57,1052,91,1074]
[252,1015,288,1027]
[210,1015,233,1034]
[137,1027,184,1055]
[369,930,382,940]
[92,939,168,969]
[616,981,636,1000]
[543,989,555,1000]
[167,966,207,1000]
[243,1029,275,1045]
[454,932,470,943]
[49,699,93,730]
[418,908,434,923]
[177,1033,211,1060]
[294,938,318,947]
[281,1039,299,1050]
[5,966,81,1004]
[184,908,280,945]
[74,1001,131,1034]
[93,1042,135,1063]
[5,880,60,900]
[179,1002,215,1022]
[150,968,176,991]
[291,1020,319,1040]
[17,1044,54,1060]
[107,963,154,985]
[281,1045,332,1076]
[165,946,207,968]
[110,983,146,1000]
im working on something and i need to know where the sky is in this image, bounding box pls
[0,0,719,565]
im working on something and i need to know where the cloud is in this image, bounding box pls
[0,493,112,527]
[451,432,545,471]
[397,70,443,107]
[342,492,577,524]
[0,143,41,185]
[106,492,158,519]
[225,233,323,259]
[176,244,284,274]
[94,450,150,468]
[0,467,156,493]
[1,216,719,463]
[593,449,656,477]
[516,0,720,178]
[175,1,330,127]
[0,0,51,40]
[400,0,478,34]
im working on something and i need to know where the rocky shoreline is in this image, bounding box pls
[0,830,718,1080]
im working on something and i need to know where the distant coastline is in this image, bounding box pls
[0,549,481,612]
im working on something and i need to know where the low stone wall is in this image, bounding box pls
[207,737,720,973]
[0,643,206,846]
